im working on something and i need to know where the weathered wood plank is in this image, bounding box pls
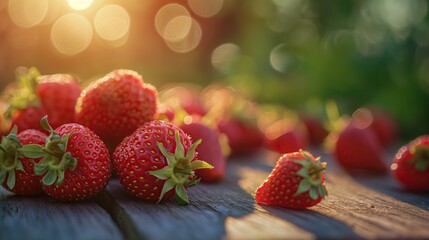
[105,150,429,240]
[0,192,124,240]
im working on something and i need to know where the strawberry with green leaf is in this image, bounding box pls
[21,116,111,201]
[255,150,327,209]
[4,67,81,132]
[391,135,429,191]
[113,120,213,204]
[0,126,47,195]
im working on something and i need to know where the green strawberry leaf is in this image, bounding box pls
[42,169,58,186]
[174,131,185,160]
[40,116,54,132]
[0,169,6,185]
[185,139,201,160]
[295,179,311,196]
[309,187,318,200]
[175,184,189,205]
[158,178,176,203]
[190,160,213,170]
[6,170,15,190]
[34,162,49,176]
[157,142,177,165]
[57,170,65,186]
[19,144,45,158]
[15,160,25,173]
[149,166,173,180]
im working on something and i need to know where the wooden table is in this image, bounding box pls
[1,148,429,240]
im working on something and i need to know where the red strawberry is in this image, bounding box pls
[21,116,111,201]
[180,121,226,183]
[333,114,387,174]
[75,69,158,150]
[112,120,213,204]
[37,74,82,128]
[370,109,398,148]
[391,135,429,191]
[0,127,47,195]
[255,150,327,209]
[301,116,329,146]
[218,118,263,156]
[5,67,81,132]
[263,119,309,154]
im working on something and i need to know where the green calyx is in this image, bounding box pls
[410,145,429,171]
[20,116,77,186]
[4,67,41,119]
[293,150,328,200]
[148,131,213,205]
[0,126,26,190]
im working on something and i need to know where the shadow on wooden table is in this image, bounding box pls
[259,205,363,239]
[352,174,429,211]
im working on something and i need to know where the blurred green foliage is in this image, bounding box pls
[219,0,429,138]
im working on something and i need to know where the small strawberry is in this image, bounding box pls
[0,127,47,195]
[333,110,387,174]
[4,67,81,132]
[369,108,398,148]
[75,69,158,150]
[113,120,213,204]
[255,150,327,209]
[180,121,226,183]
[391,135,429,191]
[21,116,111,201]
[301,116,329,146]
[218,118,263,157]
[263,119,309,154]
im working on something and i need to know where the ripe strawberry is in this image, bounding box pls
[391,135,429,191]
[112,120,213,204]
[255,150,327,209]
[180,121,226,183]
[5,67,81,132]
[75,69,158,150]
[218,118,263,156]
[37,74,82,128]
[369,109,398,148]
[263,119,309,154]
[333,118,387,174]
[301,116,329,146]
[0,127,47,195]
[21,116,111,201]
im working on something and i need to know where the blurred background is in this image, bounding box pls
[0,0,428,138]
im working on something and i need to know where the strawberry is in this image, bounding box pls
[218,118,263,157]
[4,67,81,132]
[255,150,327,209]
[75,69,158,150]
[301,116,329,146]
[263,119,309,154]
[369,108,398,148]
[112,120,213,204]
[36,74,82,128]
[180,121,226,183]
[391,135,429,191]
[333,114,387,174]
[20,116,111,201]
[0,127,47,195]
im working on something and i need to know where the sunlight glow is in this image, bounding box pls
[94,4,130,47]
[8,0,48,28]
[165,18,202,53]
[68,0,93,10]
[155,4,191,40]
[51,13,93,55]
[187,0,223,18]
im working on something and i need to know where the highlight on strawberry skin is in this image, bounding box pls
[255,149,327,209]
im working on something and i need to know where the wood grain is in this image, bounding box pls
[0,194,124,240]
[104,150,429,240]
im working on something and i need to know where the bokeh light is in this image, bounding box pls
[163,15,192,42]
[8,0,48,28]
[94,5,130,47]
[51,13,93,56]
[155,4,191,40]
[68,0,93,10]
[187,0,223,18]
[211,43,240,72]
[165,18,201,53]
